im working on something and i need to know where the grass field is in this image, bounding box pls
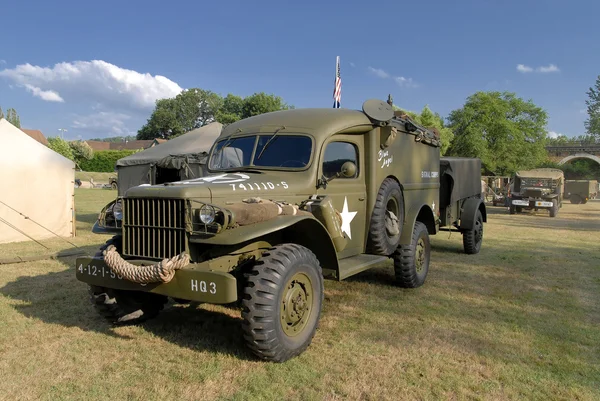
[1,189,599,400]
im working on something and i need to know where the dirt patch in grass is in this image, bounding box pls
[0,196,599,400]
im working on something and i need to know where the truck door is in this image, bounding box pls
[316,135,366,258]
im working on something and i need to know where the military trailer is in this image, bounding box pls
[564,179,598,204]
[75,99,486,362]
[509,168,564,217]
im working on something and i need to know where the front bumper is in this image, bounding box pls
[75,256,238,304]
[511,199,553,208]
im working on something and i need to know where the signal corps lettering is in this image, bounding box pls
[421,171,439,178]
[191,279,217,294]
[229,181,288,191]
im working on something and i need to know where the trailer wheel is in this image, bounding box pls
[462,210,483,254]
[570,195,582,204]
[549,199,558,217]
[367,178,404,256]
[241,243,323,362]
[393,221,430,288]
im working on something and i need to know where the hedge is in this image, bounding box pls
[79,150,139,172]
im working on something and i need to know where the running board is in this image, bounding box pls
[337,254,390,281]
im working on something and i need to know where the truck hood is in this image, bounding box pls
[124,171,301,204]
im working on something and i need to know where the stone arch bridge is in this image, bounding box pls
[546,144,600,165]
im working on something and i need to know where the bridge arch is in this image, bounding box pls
[558,152,600,165]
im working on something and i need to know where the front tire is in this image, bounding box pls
[88,235,168,325]
[393,221,430,288]
[241,243,324,362]
[463,210,483,254]
[549,199,558,217]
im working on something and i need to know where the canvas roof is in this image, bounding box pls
[0,118,75,244]
[116,122,223,167]
[515,168,564,180]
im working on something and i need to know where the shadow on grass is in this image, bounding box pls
[0,254,256,361]
[76,213,102,225]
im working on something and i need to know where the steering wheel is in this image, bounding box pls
[280,160,305,167]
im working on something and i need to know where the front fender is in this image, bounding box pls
[92,198,122,234]
[459,197,487,230]
[190,215,340,279]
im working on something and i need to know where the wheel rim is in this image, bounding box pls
[280,272,312,337]
[386,197,399,217]
[415,237,426,273]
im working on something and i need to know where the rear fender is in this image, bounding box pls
[190,215,340,279]
[459,197,487,230]
[400,203,436,245]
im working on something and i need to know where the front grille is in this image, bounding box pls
[122,198,187,259]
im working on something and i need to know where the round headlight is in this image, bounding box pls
[199,205,216,224]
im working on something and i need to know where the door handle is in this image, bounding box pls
[358,197,365,201]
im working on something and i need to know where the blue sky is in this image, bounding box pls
[0,0,598,140]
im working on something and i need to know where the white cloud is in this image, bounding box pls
[72,111,132,136]
[0,60,6,65]
[517,64,534,73]
[368,66,390,79]
[24,84,64,102]
[548,131,560,139]
[517,63,560,74]
[0,60,183,109]
[537,64,560,73]
[394,76,418,88]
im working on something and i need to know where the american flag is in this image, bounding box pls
[333,56,341,108]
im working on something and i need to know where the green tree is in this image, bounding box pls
[137,89,292,140]
[584,75,600,139]
[446,91,549,176]
[215,94,244,125]
[69,140,94,168]
[137,88,223,140]
[1,107,20,127]
[240,92,291,119]
[392,105,454,154]
[47,137,75,161]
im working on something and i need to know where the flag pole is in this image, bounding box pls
[333,56,341,108]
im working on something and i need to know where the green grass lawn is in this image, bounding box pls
[0,191,599,400]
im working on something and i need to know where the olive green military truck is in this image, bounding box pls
[509,168,564,217]
[76,99,486,362]
[564,179,598,204]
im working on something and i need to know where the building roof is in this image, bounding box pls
[85,139,164,151]
[20,128,49,146]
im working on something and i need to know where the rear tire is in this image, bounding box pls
[241,243,324,362]
[570,195,582,204]
[367,178,404,256]
[463,210,483,254]
[393,221,430,288]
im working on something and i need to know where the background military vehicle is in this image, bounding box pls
[76,99,486,362]
[564,179,598,204]
[509,168,564,217]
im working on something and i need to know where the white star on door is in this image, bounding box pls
[340,196,358,239]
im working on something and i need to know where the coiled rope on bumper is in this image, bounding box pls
[102,245,190,284]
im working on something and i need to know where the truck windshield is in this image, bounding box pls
[520,178,554,188]
[208,134,312,170]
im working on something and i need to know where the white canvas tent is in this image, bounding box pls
[0,119,75,244]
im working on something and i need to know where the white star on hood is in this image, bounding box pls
[340,196,358,239]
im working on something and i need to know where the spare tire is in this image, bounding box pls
[367,178,404,256]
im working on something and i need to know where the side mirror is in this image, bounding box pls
[340,161,357,178]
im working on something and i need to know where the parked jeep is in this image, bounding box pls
[509,168,564,217]
[76,99,486,362]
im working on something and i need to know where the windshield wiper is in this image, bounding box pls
[256,126,285,160]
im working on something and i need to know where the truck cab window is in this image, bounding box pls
[322,141,358,179]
